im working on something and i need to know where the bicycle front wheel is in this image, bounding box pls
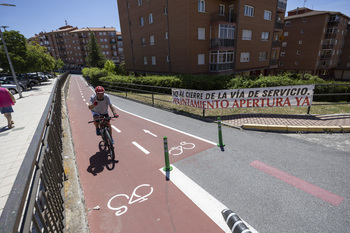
[105,129,115,161]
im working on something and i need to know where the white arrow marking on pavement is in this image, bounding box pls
[143,129,157,137]
[112,125,121,133]
[132,141,150,154]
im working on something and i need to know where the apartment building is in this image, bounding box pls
[117,0,286,75]
[28,25,124,69]
[277,7,350,79]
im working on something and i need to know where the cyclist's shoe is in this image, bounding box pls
[96,128,101,136]
[111,139,114,144]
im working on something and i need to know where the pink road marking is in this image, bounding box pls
[250,160,344,206]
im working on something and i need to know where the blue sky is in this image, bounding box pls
[1,0,349,39]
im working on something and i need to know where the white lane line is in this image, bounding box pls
[112,125,121,133]
[160,166,258,233]
[113,105,216,146]
[132,141,150,154]
[79,75,216,146]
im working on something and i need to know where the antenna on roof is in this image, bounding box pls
[65,20,68,26]
[303,0,307,7]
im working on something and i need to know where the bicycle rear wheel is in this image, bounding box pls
[105,129,115,161]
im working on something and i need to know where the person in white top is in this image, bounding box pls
[88,86,118,139]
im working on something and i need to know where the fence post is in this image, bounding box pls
[217,117,225,147]
[163,136,173,172]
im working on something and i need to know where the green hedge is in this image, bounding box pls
[82,68,350,102]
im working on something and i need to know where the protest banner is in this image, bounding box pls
[172,85,315,109]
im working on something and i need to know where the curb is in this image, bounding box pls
[242,124,350,133]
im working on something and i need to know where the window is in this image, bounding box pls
[198,0,205,12]
[103,32,106,35]
[150,35,155,45]
[99,32,102,36]
[138,0,142,6]
[259,52,267,61]
[240,52,250,62]
[165,32,168,40]
[297,51,301,55]
[148,13,153,24]
[280,52,286,57]
[198,54,205,65]
[347,63,350,67]
[164,7,168,15]
[242,29,252,40]
[100,39,103,42]
[261,32,269,41]
[198,28,205,40]
[283,32,289,37]
[143,57,147,65]
[264,10,272,20]
[302,18,307,22]
[300,29,304,34]
[141,37,146,46]
[244,5,254,17]
[140,17,144,27]
[152,56,156,65]
[282,42,287,47]
[219,24,235,39]
[219,4,225,15]
[299,40,303,44]
[295,61,299,65]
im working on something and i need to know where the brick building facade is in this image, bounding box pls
[277,7,350,80]
[28,25,124,69]
[117,0,287,76]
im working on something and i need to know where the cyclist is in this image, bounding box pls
[88,86,118,142]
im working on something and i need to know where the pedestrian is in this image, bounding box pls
[0,82,16,129]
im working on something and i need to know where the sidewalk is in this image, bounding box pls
[221,113,350,133]
[0,79,57,215]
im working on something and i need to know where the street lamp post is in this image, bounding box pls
[0,26,23,98]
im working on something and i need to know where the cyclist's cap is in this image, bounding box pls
[95,86,105,93]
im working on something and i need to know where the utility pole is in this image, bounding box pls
[0,26,23,98]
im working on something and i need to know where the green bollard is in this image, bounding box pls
[163,136,173,171]
[217,117,225,147]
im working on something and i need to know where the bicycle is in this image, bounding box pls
[88,114,119,161]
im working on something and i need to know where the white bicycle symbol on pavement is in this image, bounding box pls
[169,141,195,156]
[107,184,153,216]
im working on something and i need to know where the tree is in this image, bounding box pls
[104,60,116,74]
[54,58,65,71]
[26,41,55,72]
[86,30,106,68]
[0,30,27,74]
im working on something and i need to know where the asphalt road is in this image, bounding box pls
[108,80,350,233]
[68,75,349,233]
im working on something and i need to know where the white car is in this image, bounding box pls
[0,80,19,95]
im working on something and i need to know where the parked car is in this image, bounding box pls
[0,77,26,92]
[26,73,43,84]
[0,80,18,95]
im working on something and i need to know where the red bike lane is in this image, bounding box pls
[66,76,228,233]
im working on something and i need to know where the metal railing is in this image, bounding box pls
[100,80,350,116]
[0,72,69,233]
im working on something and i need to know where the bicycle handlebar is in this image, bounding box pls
[88,115,119,124]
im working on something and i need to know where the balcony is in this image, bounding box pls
[325,33,337,38]
[210,38,235,48]
[320,54,332,60]
[211,12,236,24]
[272,41,282,48]
[322,44,335,49]
[275,21,284,30]
[209,62,234,72]
[277,1,287,12]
